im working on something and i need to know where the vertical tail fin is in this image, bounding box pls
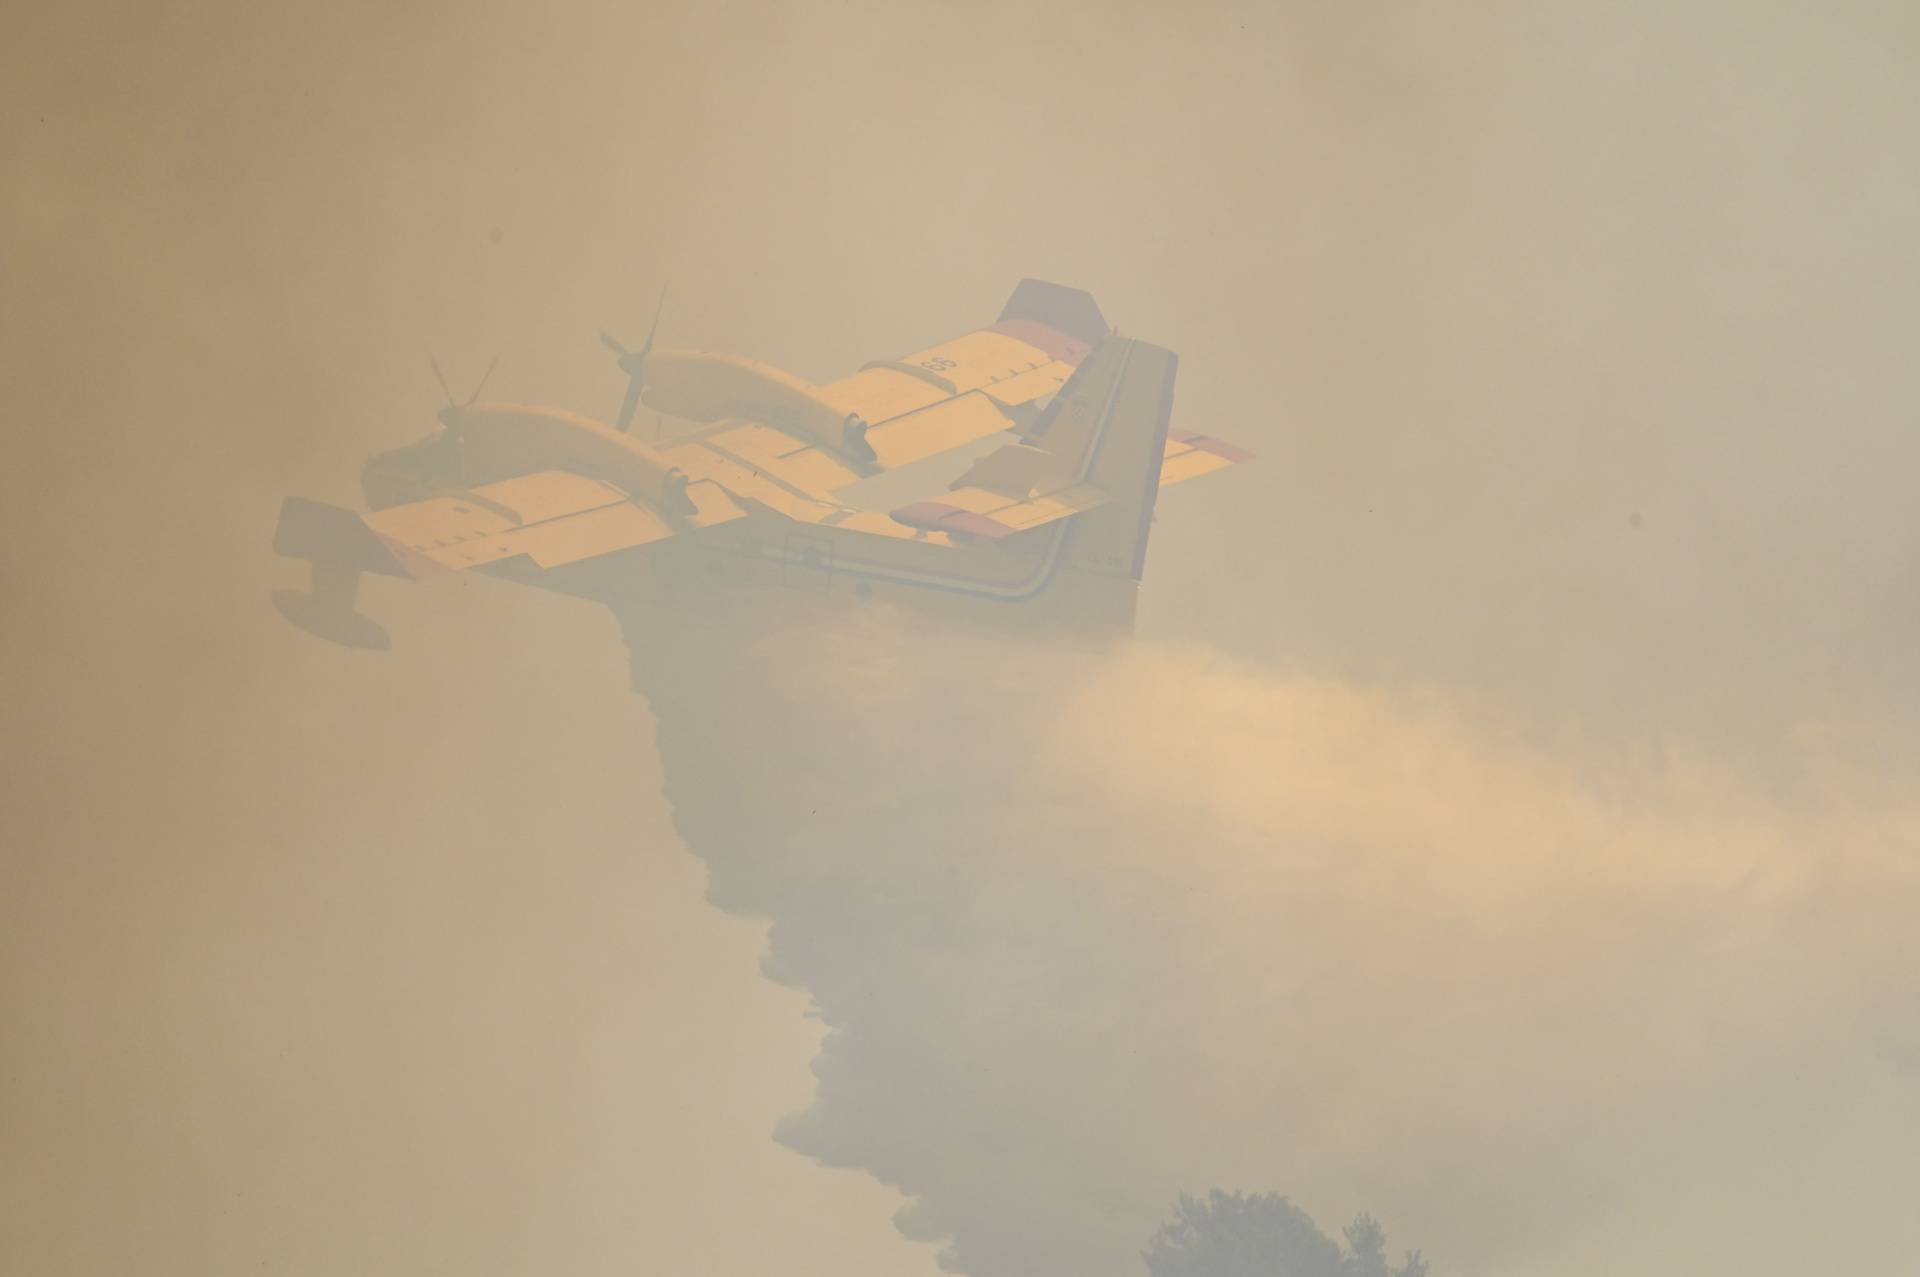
[1025,336,1178,582]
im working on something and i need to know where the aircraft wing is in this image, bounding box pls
[272,409,751,648]
[277,469,743,579]
[635,281,1250,503]
[891,479,1111,540]
[816,278,1105,471]
[638,279,1106,477]
[369,470,743,572]
[885,338,1252,541]
[886,438,1108,539]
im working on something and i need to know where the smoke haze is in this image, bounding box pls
[5,1,1918,1274]
[635,612,1920,1277]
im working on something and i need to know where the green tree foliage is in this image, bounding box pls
[1143,1190,1427,1277]
[1341,1212,1426,1277]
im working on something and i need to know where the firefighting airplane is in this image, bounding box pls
[270,279,1250,650]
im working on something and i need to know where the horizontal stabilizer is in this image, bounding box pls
[1158,429,1253,487]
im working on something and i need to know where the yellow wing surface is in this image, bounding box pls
[271,282,1251,647]
[275,403,750,585]
[638,278,1102,482]
[634,278,1247,540]
[363,469,743,573]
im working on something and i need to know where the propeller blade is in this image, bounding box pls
[608,285,667,432]
[614,377,644,434]
[430,356,456,408]
[639,286,667,359]
[464,355,498,407]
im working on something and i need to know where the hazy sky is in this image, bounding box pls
[4,2,1917,1274]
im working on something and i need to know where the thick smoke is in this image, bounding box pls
[8,2,1919,1274]
[631,607,1920,1277]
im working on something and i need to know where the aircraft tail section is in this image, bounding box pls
[996,278,1110,347]
[1026,336,1179,583]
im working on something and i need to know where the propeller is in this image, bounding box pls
[601,286,667,434]
[431,355,497,431]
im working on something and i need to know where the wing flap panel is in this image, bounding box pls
[991,483,1108,530]
[463,470,629,525]
[505,501,677,568]
[892,329,1055,395]
[979,362,1073,409]
[818,367,947,427]
[701,423,864,493]
[353,467,748,574]
[863,392,1012,470]
[889,481,1109,539]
